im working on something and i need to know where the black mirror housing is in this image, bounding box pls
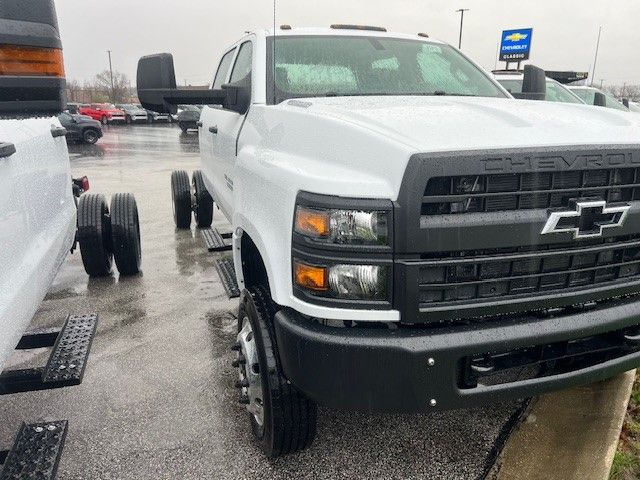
[514,65,547,101]
[594,92,607,107]
[137,53,227,113]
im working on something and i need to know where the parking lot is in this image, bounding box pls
[0,124,525,480]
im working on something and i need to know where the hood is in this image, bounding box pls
[281,96,640,152]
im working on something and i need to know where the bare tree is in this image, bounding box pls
[93,70,130,103]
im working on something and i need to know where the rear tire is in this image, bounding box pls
[235,286,317,458]
[171,170,192,228]
[77,193,113,276]
[110,193,142,275]
[192,170,213,228]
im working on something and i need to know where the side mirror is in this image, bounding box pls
[594,92,607,107]
[516,65,546,101]
[137,53,226,113]
[622,98,630,108]
[222,76,251,115]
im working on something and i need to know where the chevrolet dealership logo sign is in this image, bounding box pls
[499,28,533,62]
[541,200,630,239]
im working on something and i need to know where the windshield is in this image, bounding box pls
[267,36,506,104]
[497,78,584,104]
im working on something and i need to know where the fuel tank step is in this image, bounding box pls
[214,257,241,299]
[0,314,98,395]
[201,227,232,252]
[0,420,68,480]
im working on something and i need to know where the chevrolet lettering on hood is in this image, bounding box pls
[481,151,640,172]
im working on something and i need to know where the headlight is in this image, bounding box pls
[294,260,389,301]
[295,206,389,246]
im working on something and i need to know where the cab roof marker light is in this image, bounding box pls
[280,25,292,30]
[0,45,65,77]
[330,24,387,32]
[418,33,430,38]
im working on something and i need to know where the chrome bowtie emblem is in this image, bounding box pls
[541,200,630,239]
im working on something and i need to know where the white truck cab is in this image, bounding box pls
[139,25,640,458]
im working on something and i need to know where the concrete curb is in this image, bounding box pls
[489,370,636,480]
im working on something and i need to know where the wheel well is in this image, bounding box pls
[241,233,270,292]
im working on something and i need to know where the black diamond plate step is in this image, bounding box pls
[0,421,68,480]
[0,314,98,395]
[214,257,240,298]
[201,227,232,252]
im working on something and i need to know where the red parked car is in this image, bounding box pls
[78,103,126,125]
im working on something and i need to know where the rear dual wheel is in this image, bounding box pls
[170,170,213,229]
[77,193,142,277]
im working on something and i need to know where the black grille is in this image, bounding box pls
[423,168,640,215]
[419,235,640,305]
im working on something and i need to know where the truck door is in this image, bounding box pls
[200,41,253,219]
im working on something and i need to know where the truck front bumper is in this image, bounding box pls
[274,297,640,413]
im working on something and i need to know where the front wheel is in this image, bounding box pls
[83,129,99,144]
[235,287,317,458]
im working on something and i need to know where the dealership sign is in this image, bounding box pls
[499,28,533,61]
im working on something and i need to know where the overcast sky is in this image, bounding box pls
[55,0,640,87]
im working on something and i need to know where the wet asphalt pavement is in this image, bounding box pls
[0,125,524,480]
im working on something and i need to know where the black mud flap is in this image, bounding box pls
[0,420,68,480]
[201,227,232,252]
[0,314,98,395]
[214,257,240,298]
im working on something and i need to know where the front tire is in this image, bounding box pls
[77,193,113,276]
[235,287,317,458]
[110,193,142,275]
[171,170,192,228]
[192,170,213,228]
[83,129,99,144]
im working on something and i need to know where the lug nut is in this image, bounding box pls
[232,355,246,368]
[235,379,249,389]
[239,395,250,405]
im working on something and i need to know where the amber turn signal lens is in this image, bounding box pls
[0,45,65,77]
[295,207,330,237]
[294,261,328,291]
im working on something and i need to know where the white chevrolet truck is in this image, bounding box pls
[1,2,141,475]
[139,26,640,457]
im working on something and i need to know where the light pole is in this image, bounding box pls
[591,26,602,87]
[456,8,470,49]
[107,50,115,102]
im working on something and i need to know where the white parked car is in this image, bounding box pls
[493,70,585,104]
[139,26,640,458]
[569,85,630,111]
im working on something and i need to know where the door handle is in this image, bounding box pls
[0,142,16,159]
[51,126,67,138]
[196,121,203,128]
[209,126,218,134]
